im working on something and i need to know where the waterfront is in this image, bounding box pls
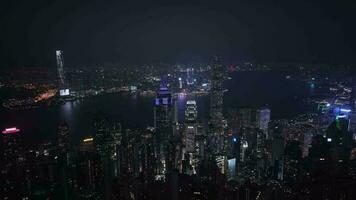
[0,71,318,145]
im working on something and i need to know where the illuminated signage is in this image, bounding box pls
[60,89,70,96]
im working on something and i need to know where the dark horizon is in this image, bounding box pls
[1,0,356,68]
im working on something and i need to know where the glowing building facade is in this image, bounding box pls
[256,107,271,137]
[56,50,69,96]
[185,100,198,123]
[209,56,225,155]
[153,84,177,175]
[154,85,174,136]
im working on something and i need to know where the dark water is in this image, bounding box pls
[0,71,315,145]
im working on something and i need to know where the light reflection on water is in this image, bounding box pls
[0,71,316,145]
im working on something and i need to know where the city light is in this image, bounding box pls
[60,89,70,96]
[1,3,355,198]
[2,127,20,134]
[83,137,94,142]
[340,108,351,113]
[336,115,347,119]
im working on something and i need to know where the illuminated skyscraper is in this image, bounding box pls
[56,50,69,96]
[1,127,21,166]
[185,100,198,123]
[256,107,271,137]
[154,84,174,137]
[182,100,200,174]
[186,68,194,85]
[238,108,252,127]
[153,84,178,175]
[210,56,224,123]
[208,56,225,155]
[94,115,120,164]
[94,115,121,200]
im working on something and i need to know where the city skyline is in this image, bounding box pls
[1,1,356,199]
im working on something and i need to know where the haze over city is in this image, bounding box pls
[1,1,356,200]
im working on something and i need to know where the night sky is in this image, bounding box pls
[0,0,355,67]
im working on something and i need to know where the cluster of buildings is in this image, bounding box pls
[1,55,356,199]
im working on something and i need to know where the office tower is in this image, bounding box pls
[77,136,96,189]
[209,56,225,155]
[153,84,178,175]
[210,56,224,125]
[182,100,199,174]
[269,121,286,180]
[186,68,194,85]
[154,84,174,136]
[238,108,252,127]
[56,50,69,96]
[185,100,198,123]
[94,116,120,159]
[139,128,156,180]
[56,123,73,200]
[94,115,120,200]
[56,50,65,87]
[1,127,21,166]
[256,107,271,137]
[184,100,198,153]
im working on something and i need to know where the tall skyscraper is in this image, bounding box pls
[154,84,174,138]
[185,100,198,123]
[238,108,252,127]
[153,84,177,175]
[256,107,271,137]
[56,50,69,96]
[94,115,120,200]
[182,100,198,174]
[1,127,21,166]
[210,55,224,124]
[208,56,225,156]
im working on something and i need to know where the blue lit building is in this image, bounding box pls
[153,84,177,175]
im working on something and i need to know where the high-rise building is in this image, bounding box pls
[185,100,198,123]
[256,107,271,137]
[94,115,120,162]
[184,100,198,152]
[238,108,252,127]
[1,127,21,166]
[208,56,225,155]
[154,84,175,138]
[210,55,224,125]
[56,50,69,96]
[182,100,199,174]
[94,115,120,200]
[153,84,177,175]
